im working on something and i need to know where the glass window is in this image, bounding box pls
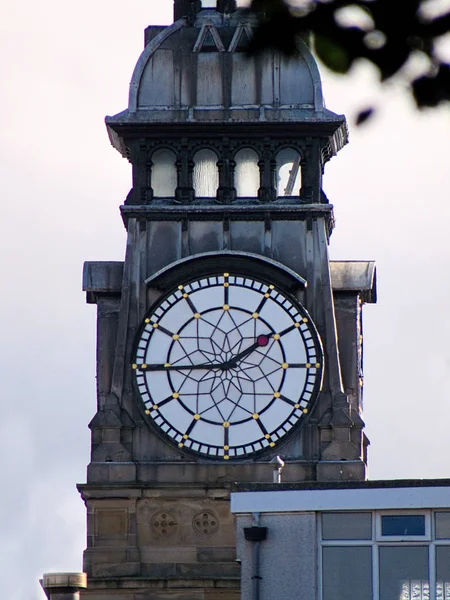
[379,546,429,600]
[276,148,301,197]
[322,546,372,600]
[381,515,425,537]
[151,149,177,197]
[193,149,219,197]
[436,512,450,539]
[322,512,372,540]
[436,546,450,599]
[234,148,259,197]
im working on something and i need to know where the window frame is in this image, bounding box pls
[434,511,450,540]
[319,509,450,600]
[376,510,431,542]
[150,147,178,199]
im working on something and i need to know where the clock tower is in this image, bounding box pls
[77,1,376,598]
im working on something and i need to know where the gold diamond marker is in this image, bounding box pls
[264,434,271,439]
[264,293,270,298]
[223,422,230,428]
[223,304,230,311]
[274,392,281,398]
[303,408,309,414]
[269,442,276,447]
[141,364,147,370]
[132,364,137,370]
[252,312,259,319]
[183,434,189,440]
[194,414,201,420]
[178,285,184,290]
[224,282,229,288]
[281,362,289,369]
[194,313,201,319]
[172,393,179,399]
[252,413,259,420]
[224,445,229,450]
[224,455,230,460]
[315,363,321,369]
[269,285,275,290]
[183,293,189,298]
[172,334,180,340]
[178,442,184,448]
[273,333,280,340]
[152,404,158,410]
[306,363,311,368]
[153,323,159,328]
[145,409,150,415]
[145,318,150,324]
[224,272,229,277]
[295,403,300,409]
[303,318,308,323]
[164,363,171,368]
[294,322,301,328]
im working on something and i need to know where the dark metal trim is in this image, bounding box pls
[144,251,307,291]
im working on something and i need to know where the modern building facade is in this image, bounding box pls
[39,2,448,600]
[231,480,450,600]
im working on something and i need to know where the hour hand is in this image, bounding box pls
[226,334,270,367]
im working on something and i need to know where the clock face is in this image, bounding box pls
[133,272,323,460]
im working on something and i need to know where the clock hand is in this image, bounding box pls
[136,362,229,371]
[137,336,272,372]
[226,334,270,368]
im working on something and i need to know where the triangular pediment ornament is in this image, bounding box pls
[193,24,226,53]
[228,23,253,52]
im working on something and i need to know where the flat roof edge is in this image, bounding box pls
[231,484,450,514]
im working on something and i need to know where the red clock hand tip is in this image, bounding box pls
[257,335,269,347]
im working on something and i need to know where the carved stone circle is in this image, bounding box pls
[150,510,178,537]
[192,510,219,537]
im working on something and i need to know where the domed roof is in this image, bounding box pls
[106,9,345,129]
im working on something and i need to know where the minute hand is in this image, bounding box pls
[140,362,229,371]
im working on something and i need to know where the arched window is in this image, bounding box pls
[193,149,219,197]
[151,149,177,197]
[234,148,260,197]
[276,148,302,197]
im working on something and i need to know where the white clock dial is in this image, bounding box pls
[133,272,323,460]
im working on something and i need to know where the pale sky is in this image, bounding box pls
[1,2,449,599]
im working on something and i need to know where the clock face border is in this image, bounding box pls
[132,270,324,461]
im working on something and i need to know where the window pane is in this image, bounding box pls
[193,149,219,197]
[276,148,301,197]
[322,512,372,540]
[436,513,450,539]
[235,148,259,197]
[379,546,428,600]
[151,149,177,197]
[436,546,450,599]
[381,515,425,536]
[323,546,372,600]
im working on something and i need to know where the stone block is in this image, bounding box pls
[316,459,367,482]
[95,508,128,542]
[197,547,236,563]
[87,463,136,484]
[141,547,197,564]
